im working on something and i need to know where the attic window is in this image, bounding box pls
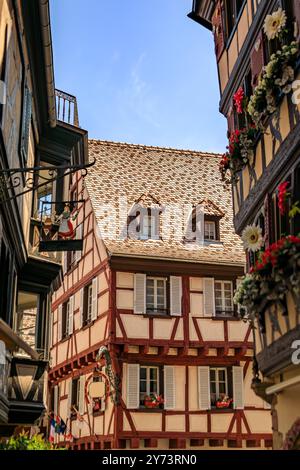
[204,221,216,240]
[184,200,223,244]
[139,209,160,241]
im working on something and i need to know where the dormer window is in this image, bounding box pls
[204,220,216,240]
[140,210,159,240]
[184,199,224,244]
[126,194,162,241]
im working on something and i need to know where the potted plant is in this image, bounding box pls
[144,394,164,409]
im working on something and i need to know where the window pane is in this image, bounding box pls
[150,381,158,394]
[210,369,216,381]
[218,369,226,382]
[150,368,157,381]
[219,382,226,395]
[140,380,147,393]
[140,367,147,379]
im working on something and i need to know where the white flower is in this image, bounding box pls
[241,225,264,252]
[263,8,287,40]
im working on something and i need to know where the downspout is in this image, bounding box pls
[38,0,56,128]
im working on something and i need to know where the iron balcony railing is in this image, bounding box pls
[55,89,79,126]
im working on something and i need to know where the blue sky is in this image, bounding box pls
[50,0,227,153]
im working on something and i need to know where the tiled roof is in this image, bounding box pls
[86,140,245,266]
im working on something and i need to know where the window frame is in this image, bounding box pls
[224,0,247,44]
[139,365,160,407]
[214,280,234,316]
[62,299,70,339]
[146,276,168,315]
[210,367,229,406]
[204,220,217,240]
[82,282,93,326]
[71,377,80,418]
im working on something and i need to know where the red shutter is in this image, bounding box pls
[293,0,300,40]
[264,193,273,248]
[250,32,265,88]
[212,0,225,61]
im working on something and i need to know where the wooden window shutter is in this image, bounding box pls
[134,273,146,314]
[20,86,32,164]
[57,305,62,342]
[212,0,225,61]
[63,253,68,275]
[264,193,273,248]
[79,288,84,329]
[91,277,98,321]
[232,366,244,409]
[54,385,59,415]
[293,0,300,40]
[203,278,215,317]
[235,278,242,315]
[227,109,235,134]
[164,366,176,410]
[170,276,182,316]
[79,375,85,415]
[250,32,265,88]
[126,363,140,409]
[67,379,72,418]
[198,366,211,410]
[75,224,83,263]
[68,296,74,335]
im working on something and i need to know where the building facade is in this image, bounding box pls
[49,140,272,450]
[188,0,300,449]
[0,0,88,435]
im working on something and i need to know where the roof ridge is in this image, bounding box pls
[88,139,222,157]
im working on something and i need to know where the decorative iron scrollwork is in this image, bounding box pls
[0,158,95,204]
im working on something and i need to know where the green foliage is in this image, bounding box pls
[0,431,64,451]
[289,201,300,219]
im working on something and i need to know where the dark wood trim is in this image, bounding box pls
[110,256,244,278]
[234,120,300,234]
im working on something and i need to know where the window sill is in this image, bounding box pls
[93,410,104,417]
[81,321,95,331]
[143,312,171,319]
[212,315,239,321]
[210,408,234,413]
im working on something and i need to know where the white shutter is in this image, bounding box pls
[164,366,175,410]
[79,375,85,415]
[75,224,83,263]
[63,253,68,275]
[198,366,211,410]
[79,288,84,329]
[67,379,72,418]
[134,274,146,314]
[170,276,182,316]
[57,305,62,342]
[54,385,58,415]
[68,296,74,335]
[232,366,244,409]
[235,278,242,315]
[91,277,98,321]
[203,278,215,317]
[126,363,140,409]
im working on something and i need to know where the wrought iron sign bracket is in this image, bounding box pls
[0,158,96,204]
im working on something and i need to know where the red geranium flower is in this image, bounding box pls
[233,87,245,114]
[278,181,290,215]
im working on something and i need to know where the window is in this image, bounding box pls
[0,240,14,326]
[62,300,70,339]
[71,378,79,414]
[204,221,216,240]
[82,283,93,326]
[139,366,160,406]
[225,0,245,38]
[146,277,167,314]
[214,281,234,316]
[210,368,229,406]
[140,210,159,240]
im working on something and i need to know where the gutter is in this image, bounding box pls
[38,0,56,128]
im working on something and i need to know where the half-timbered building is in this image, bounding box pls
[188,0,300,449]
[49,140,272,450]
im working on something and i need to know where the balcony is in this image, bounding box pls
[55,89,79,127]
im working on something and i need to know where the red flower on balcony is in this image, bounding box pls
[233,87,245,114]
[278,181,290,215]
